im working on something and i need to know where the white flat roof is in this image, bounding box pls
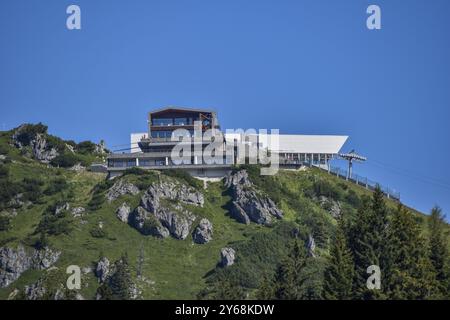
[130,132,348,155]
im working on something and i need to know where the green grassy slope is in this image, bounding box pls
[0,127,448,300]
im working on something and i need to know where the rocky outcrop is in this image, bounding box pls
[0,246,61,288]
[129,181,203,240]
[319,196,341,218]
[220,247,236,267]
[116,202,131,223]
[69,163,85,172]
[24,279,47,300]
[307,234,316,258]
[193,218,213,244]
[95,257,111,283]
[71,207,85,218]
[225,170,283,225]
[106,179,140,202]
[55,202,70,215]
[12,126,59,163]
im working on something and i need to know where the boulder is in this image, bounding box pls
[220,247,236,267]
[193,218,213,244]
[71,207,85,218]
[116,202,131,223]
[307,234,316,258]
[106,179,140,202]
[95,257,111,283]
[55,202,70,215]
[225,170,283,225]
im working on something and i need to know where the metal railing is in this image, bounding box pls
[320,165,400,201]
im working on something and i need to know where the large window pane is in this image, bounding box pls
[153,118,173,126]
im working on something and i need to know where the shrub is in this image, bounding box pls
[34,232,49,249]
[44,177,68,195]
[0,216,11,231]
[312,179,343,201]
[90,226,107,238]
[50,153,79,168]
[162,169,203,189]
[0,165,8,179]
[76,141,97,154]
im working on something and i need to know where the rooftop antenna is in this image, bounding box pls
[339,149,367,180]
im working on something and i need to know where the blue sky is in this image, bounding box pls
[1,0,450,217]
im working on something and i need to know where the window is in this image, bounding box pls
[156,159,166,166]
[139,159,152,167]
[151,131,173,139]
[174,118,188,126]
[127,159,136,167]
[153,118,173,126]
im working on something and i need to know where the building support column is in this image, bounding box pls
[136,158,139,167]
[165,157,169,166]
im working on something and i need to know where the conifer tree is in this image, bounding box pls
[323,215,354,300]
[428,206,449,298]
[108,254,133,300]
[348,187,389,299]
[386,205,437,299]
[274,240,309,300]
[256,272,276,300]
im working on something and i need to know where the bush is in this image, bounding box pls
[76,141,97,154]
[35,203,73,235]
[0,216,11,231]
[50,153,79,168]
[312,179,343,201]
[34,232,49,249]
[0,165,8,179]
[44,177,68,195]
[90,226,107,238]
[162,169,203,189]
[0,143,9,156]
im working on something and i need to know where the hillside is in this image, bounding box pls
[0,124,449,300]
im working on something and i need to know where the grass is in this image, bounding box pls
[1,155,449,299]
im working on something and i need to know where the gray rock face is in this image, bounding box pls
[24,279,47,300]
[69,163,85,172]
[95,257,111,283]
[307,234,316,258]
[225,170,283,225]
[319,196,341,218]
[106,179,140,202]
[0,246,61,288]
[55,202,70,215]
[220,247,236,267]
[12,126,59,163]
[116,202,131,223]
[193,218,213,244]
[71,207,85,218]
[129,181,203,240]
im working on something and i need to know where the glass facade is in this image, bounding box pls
[153,118,173,126]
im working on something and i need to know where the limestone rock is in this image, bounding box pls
[193,218,213,244]
[106,179,140,202]
[71,207,85,218]
[0,245,60,288]
[220,247,236,267]
[95,257,111,283]
[307,234,316,258]
[225,170,283,225]
[130,180,204,240]
[116,202,131,223]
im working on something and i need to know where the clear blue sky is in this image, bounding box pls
[1,0,450,218]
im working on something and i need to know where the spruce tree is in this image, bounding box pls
[274,240,309,300]
[428,206,449,298]
[256,272,276,300]
[348,187,389,299]
[323,215,354,300]
[386,205,437,299]
[108,254,133,300]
